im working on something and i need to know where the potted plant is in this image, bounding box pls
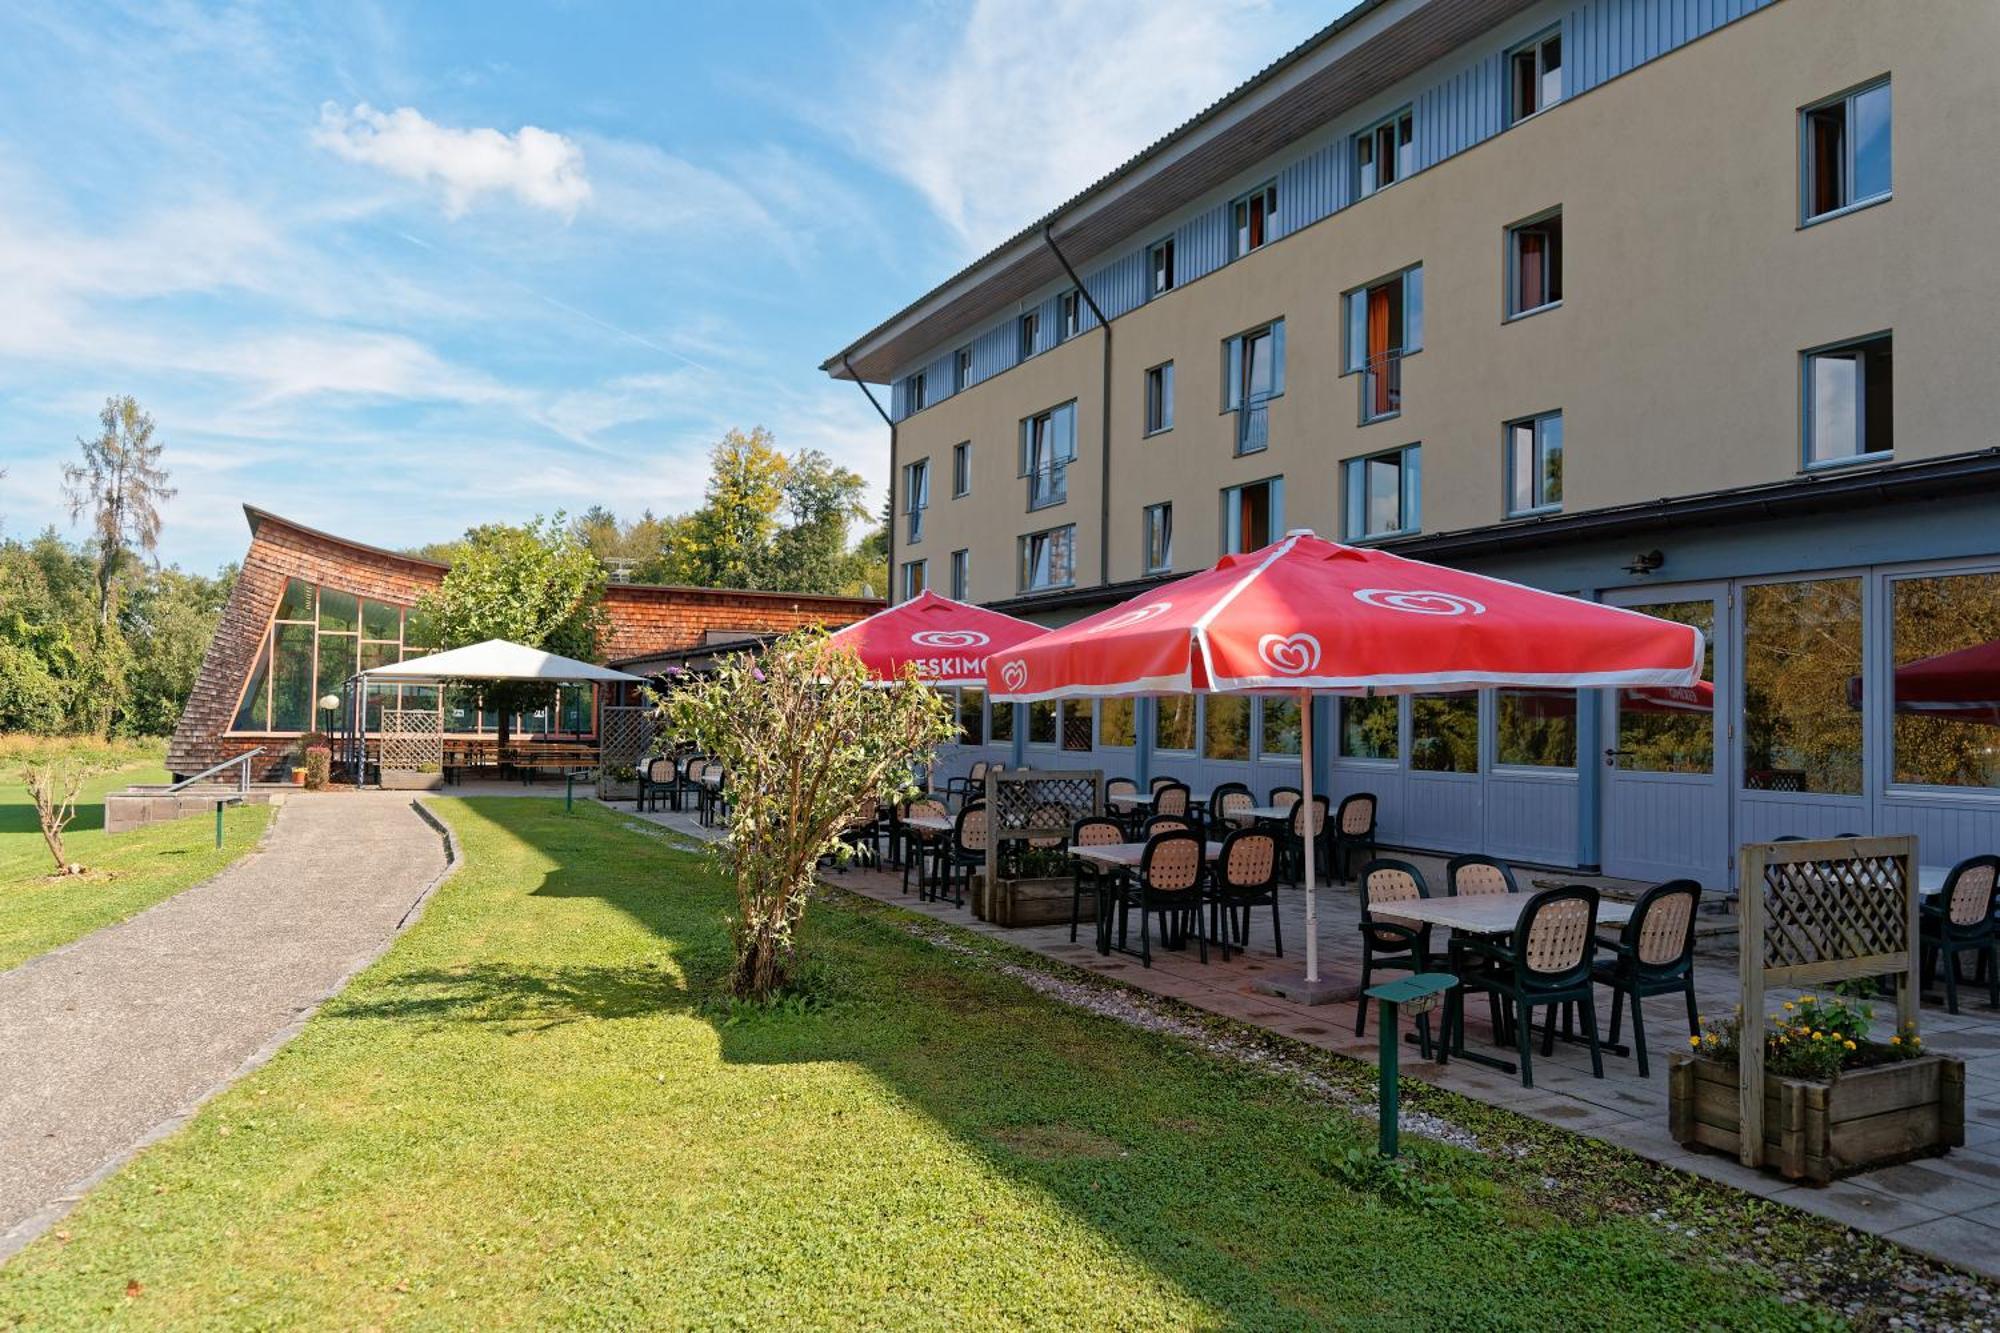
[1669,989,1965,1184]
[292,732,328,786]
[973,844,1079,928]
[382,761,445,792]
[598,763,640,801]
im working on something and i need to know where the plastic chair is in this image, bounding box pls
[1922,855,2000,1014]
[1210,828,1282,960]
[1353,858,1443,1037]
[1592,879,1702,1077]
[1068,816,1128,947]
[1329,793,1379,883]
[1446,853,1519,897]
[1455,886,1605,1088]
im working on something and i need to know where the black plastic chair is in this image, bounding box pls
[1454,885,1605,1088]
[946,760,990,808]
[1204,781,1255,843]
[1141,813,1194,839]
[1280,795,1331,887]
[637,755,680,812]
[931,802,988,908]
[1127,830,1208,968]
[1068,816,1129,947]
[1328,792,1379,884]
[1151,781,1193,822]
[1446,853,1519,897]
[1209,828,1282,961]
[1353,859,1441,1037]
[1921,855,2000,1014]
[1592,879,1702,1077]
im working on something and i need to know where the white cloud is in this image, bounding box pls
[841,0,1336,255]
[313,102,591,219]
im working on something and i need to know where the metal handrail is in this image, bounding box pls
[164,747,265,795]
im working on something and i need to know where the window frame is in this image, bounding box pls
[1506,27,1564,125]
[1058,289,1082,342]
[1020,400,1078,511]
[1800,76,1893,227]
[1503,208,1563,321]
[1148,236,1176,298]
[904,370,927,415]
[902,457,930,544]
[1504,411,1564,517]
[1231,181,1279,258]
[953,345,972,393]
[1220,476,1284,556]
[1143,501,1173,575]
[1017,523,1077,593]
[900,558,928,600]
[949,548,970,600]
[1143,360,1175,436]
[1018,310,1040,361]
[1800,330,1894,472]
[1354,106,1415,199]
[951,440,970,498]
[1342,444,1423,542]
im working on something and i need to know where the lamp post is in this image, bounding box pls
[318,693,342,782]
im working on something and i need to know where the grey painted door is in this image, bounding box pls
[1600,587,1732,888]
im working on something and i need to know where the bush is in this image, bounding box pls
[0,643,67,734]
[303,745,331,790]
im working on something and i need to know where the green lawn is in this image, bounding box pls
[0,796,1848,1329]
[0,739,273,972]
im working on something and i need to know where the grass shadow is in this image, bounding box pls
[328,961,690,1032]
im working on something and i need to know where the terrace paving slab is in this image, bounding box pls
[0,792,448,1261]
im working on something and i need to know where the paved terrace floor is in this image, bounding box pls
[624,798,2000,1281]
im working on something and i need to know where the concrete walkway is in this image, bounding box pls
[0,793,449,1259]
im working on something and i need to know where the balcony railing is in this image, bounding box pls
[1236,400,1269,455]
[1028,464,1068,510]
[1361,351,1403,423]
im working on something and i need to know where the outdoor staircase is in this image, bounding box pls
[103,782,295,835]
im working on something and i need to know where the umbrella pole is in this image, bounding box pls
[1299,687,1319,986]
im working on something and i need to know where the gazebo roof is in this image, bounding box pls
[358,639,645,685]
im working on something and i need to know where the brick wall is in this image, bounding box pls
[167,510,882,778]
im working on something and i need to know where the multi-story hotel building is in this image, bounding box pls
[824,0,2000,885]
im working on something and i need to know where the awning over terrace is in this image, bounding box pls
[358,639,646,685]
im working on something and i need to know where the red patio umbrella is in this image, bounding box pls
[824,589,1048,688]
[1846,638,2000,727]
[985,531,1703,987]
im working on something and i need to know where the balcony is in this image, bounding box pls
[1027,464,1068,510]
[1235,400,1269,455]
[1360,351,1403,424]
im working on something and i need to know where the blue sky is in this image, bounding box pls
[0,0,1340,573]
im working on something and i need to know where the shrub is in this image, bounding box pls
[303,745,331,790]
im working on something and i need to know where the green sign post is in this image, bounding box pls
[1363,972,1457,1158]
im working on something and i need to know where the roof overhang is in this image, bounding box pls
[823,0,1536,383]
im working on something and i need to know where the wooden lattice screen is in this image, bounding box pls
[1736,835,1920,1167]
[599,705,654,767]
[380,709,443,773]
[982,768,1103,886]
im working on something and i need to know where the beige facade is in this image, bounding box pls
[886,0,2000,605]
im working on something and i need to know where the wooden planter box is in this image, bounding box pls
[971,874,1075,928]
[381,769,444,792]
[1669,1051,1965,1185]
[598,779,638,801]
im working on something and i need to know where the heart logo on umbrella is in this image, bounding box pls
[1257,632,1322,675]
[1000,659,1029,692]
[910,629,990,649]
[1088,601,1172,633]
[1352,589,1486,617]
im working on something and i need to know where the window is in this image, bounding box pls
[989,699,1014,743]
[1743,579,1863,794]
[1615,601,1714,773]
[904,370,926,414]
[1343,445,1421,540]
[1018,524,1076,591]
[953,345,972,393]
[1059,290,1082,341]
[1508,29,1563,123]
[1223,320,1285,454]
[949,548,970,600]
[1028,700,1057,746]
[1803,78,1891,223]
[1149,237,1176,297]
[903,458,930,542]
[1355,107,1414,198]
[1505,412,1564,515]
[1155,695,1196,752]
[1222,478,1282,555]
[1496,689,1576,768]
[1021,401,1077,508]
[1061,700,1094,751]
[1018,310,1040,360]
[1345,267,1420,422]
[1260,698,1301,756]
[901,559,927,600]
[951,441,970,497]
[1144,361,1174,435]
[231,577,428,735]
[1804,333,1892,467]
[1232,182,1277,256]
[1506,212,1562,317]
[1339,696,1399,760]
[1203,695,1250,761]
[1891,569,2000,789]
[956,687,985,746]
[1099,697,1136,747]
[1143,503,1173,574]
[1411,692,1479,772]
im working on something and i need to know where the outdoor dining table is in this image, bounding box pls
[901,813,955,834]
[1069,840,1228,870]
[1375,893,1638,1075]
[1106,792,1153,809]
[1235,804,1295,824]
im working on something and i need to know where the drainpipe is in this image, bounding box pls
[844,353,896,601]
[1041,223,1113,589]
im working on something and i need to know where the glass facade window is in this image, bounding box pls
[1411,692,1479,772]
[1059,290,1082,341]
[1027,699,1057,746]
[1496,688,1576,768]
[1891,570,2000,789]
[1507,213,1562,317]
[956,687,985,746]
[1223,322,1284,455]
[951,441,970,497]
[953,346,971,393]
[1018,524,1076,591]
[1144,503,1173,574]
[1018,311,1039,360]
[903,458,929,542]
[1203,695,1250,761]
[1616,600,1715,773]
[1144,362,1174,435]
[1742,579,1863,793]
[1149,237,1175,296]
[1506,412,1564,515]
[1222,479,1280,555]
[989,699,1015,744]
[1155,695,1197,752]
[1339,696,1399,760]
[1061,700,1095,751]
[1805,335,1893,466]
[1355,107,1414,197]
[1260,698,1302,756]
[1509,29,1563,122]
[901,560,927,599]
[1099,697,1136,748]
[1232,182,1277,256]
[1343,446,1420,540]
[1022,402,1077,509]
[1803,79,1891,223]
[949,549,970,601]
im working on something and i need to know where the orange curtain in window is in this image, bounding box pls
[1367,286,1393,417]
[1518,230,1545,310]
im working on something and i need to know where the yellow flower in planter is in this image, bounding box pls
[1844,1039,1857,1050]
[1689,1035,1702,1048]
[1889,1034,1902,1046]
[1782,1001,1794,1011]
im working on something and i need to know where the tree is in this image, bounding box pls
[765,450,870,594]
[121,565,236,737]
[63,395,176,630]
[22,758,98,875]
[661,630,953,1000]
[849,490,892,600]
[408,515,607,748]
[656,428,789,589]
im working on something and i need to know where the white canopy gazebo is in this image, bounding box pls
[343,639,646,785]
